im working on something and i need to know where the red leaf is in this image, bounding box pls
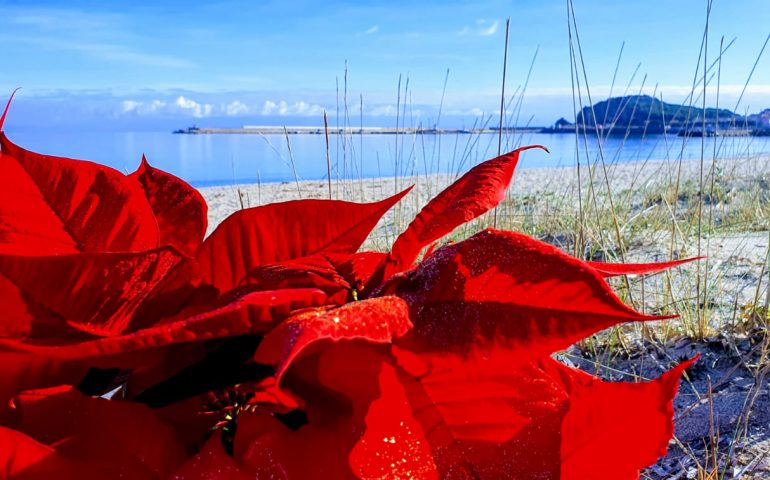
[240,377,303,413]
[255,296,412,379]
[170,434,254,480]
[6,385,187,479]
[0,134,159,255]
[242,255,352,304]
[381,352,694,478]
[249,336,693,478]
[385,145,547,275]
[0,274,64,339]
[237,357,438,479]
[0,288,327,362]
[0,247,185,337]
[197,188,411,293]
[326,251,387,298]
[0,426,93,479]
[587,257,700,277]
[557,357,697,479]
[389,348,570,478]
[242,252,389,304]
[391,229,672,361]
[233,411,353,479]
[253,310,567,478]
[347,360,438,479]
[0,354,89,424]
[238,343,424,479]
[0,289,326,418]
[0,88,20,131]
[130,156,208,257]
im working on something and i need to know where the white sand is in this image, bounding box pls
[199,153,770,236]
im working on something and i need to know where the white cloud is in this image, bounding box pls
[261,100,325,117]
[173,96,213,118]
[480,20,499,36]
[445,107,487,117]
[225,100,250,116]
[369,105,398,116]
[148,100,166,112]
[261,100,278,115]
[175,97,196,110]
[119,96,208,117]
[355,25,380,37]
[294,101,324,116]
[121,100,140,113]
[459,19,500,37]
[9,8,120,32]
[119,99,168,115]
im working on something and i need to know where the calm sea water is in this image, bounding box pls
[6,129,770,187]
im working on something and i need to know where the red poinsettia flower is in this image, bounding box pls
[0,91,696,479]
[177,148,694,478]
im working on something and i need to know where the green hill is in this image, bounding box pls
[575,95,738,133]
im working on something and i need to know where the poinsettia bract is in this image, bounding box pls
[0,93,697,479]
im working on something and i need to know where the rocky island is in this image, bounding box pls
[543,94,770,136]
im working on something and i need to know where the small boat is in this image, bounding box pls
[172,125,200,134]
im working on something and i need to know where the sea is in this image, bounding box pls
[6,129,770,188]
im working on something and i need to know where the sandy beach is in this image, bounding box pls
[200,152,770,236]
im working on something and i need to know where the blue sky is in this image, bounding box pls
[1,0,769,130]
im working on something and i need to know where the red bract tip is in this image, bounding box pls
[588,256,703,277]
[0,88,21,131]
[385,144,547,276]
